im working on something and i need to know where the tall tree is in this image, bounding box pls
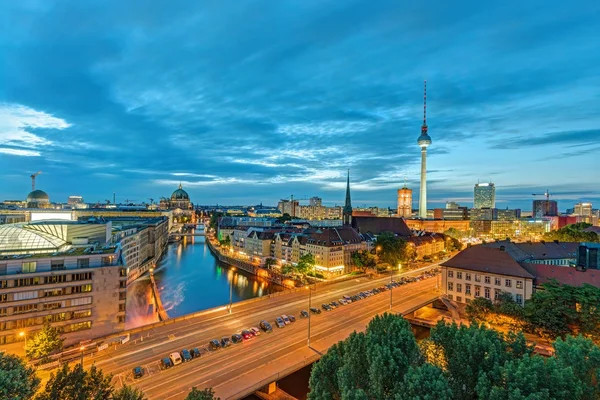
[465,297,493,322]
[297,253,316,275]
[396,364,452,400]
[374,232,409,266]
[351,250,376,271]
[553,335,600,399]
[26,321,64,361]
[308,342,345,400]
[35,363,113,400]
[544,223,598,242]
[185,387,220,400]
[113,385,147,400]
[264,257,277,270]
[0,351,40,400]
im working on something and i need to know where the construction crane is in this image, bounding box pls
[30,171,41,191]
[532,190,553,217]
[532,190,552,200]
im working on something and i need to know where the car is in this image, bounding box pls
[343,295,351,301]
[241,330,253,340]
[300,310,309,318]
[281,315,291,325]
[310,307,321,314]
[180,349,192,362]
[209,339,221,350]
[221,337,232,347]
[338,299,347,305]
[160,357,173,370]
[288,314,296,322]
[232,333,243,344]
[249,326,261,336]
[331,301,340,308]
[321,304,332,311]
[275,317,285,328]
[170,352,182,366]
[190,348,201,359]
[133,366,144,379]
[259,320,273,332]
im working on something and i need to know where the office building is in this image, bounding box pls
[397,186,413,218]
[470,208,497,221]
[533,200,558,218]
[474,183,495,209]
[309,197,322,207]
[574,202,593,223]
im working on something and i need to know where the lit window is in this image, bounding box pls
[448,282,453,291]
[21,262,36,274]
[516,281,523,289]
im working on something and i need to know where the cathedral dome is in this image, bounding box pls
[171,184,189,201]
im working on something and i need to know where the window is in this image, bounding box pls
[465,273,471,281]
[484,287,491,299]
[21,262,36,274]
[71,273,92,281]
[119,292,126,300]
[448,271,454,278]
[516,280,523,289]
[72,285,92,294]
[457,272,463,279]
[13,304,37,315]
[44,289,65,298]
[495,277,501,286]
[475,274,481,282]
[516,294,523,304]
[43,301,65,310]
[485,276,491,284]
[77,259,89,268]
[465,284,471,295]
[14,291,38,301]
[68,321,91,332]
[46,275,66,284]
[15,277,40,287]
[0,308,6,317]
[117,315,125,323]
[70,297,92,307]
[118,303,126,312]
[448,282,454,291]
[72,310,91,319]
[119,281,126,289]
[505,279,512,287]
[0,280,7,289]
[47,313,68,322]
[0,294,7,303]
[456,296,462,303]
[456,283,462,293]
[447,294,453,300]
[475,286,481,297]
[495,289,501,300]
[51,260,65,271]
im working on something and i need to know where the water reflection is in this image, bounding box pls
[126,238,283,329]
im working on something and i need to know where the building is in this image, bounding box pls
[473,183,495,209]
[277,199,299,217]
[67,196,84,206]
[441,246,534,306]
[405,219,471,235]
[351,216,412,238]
[397,186,413,218]
[159,184,194,223]
[26,190,50,209]
[533,200,558,218]
[417,81,432,219]
[574,202,593,223]
[576,243,600,270]
[343,171,352,226]
[0,222,127,347]
[470,208,497,221]
[497,208,521,221]
[407,233,446,260]
[482,240,578,267]
[309,197,322,207]
[304,227,366,275]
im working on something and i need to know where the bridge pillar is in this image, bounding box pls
[258,382,277,394]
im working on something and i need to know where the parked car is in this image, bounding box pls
[231,333,243,344]
[170,352,182,366]
[331,301,340,308]
[209,339,221,350]
[300,310,309,318]
[288,314,296,322]
[310,307,321,314]
[321,304,332,311]
[133,366,144,379]
[343,295,351,301]
[190,348,201,359]
[338,299,347,305]
[221,337,232,347]
[160,357,173,370]
[249,326,261,336]
[180,349,192,362]
[241,330,253,340]
[259,320,273,332]
[282,315,291,325]
[275,317,285,328]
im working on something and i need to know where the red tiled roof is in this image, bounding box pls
[441,245,534,279]
[523,263,600,287]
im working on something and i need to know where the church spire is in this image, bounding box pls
[343,169,352,226]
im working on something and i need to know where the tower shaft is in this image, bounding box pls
[419,147,427,218]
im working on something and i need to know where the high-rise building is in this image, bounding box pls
[397,186,412,218]
[309,197,322,207]
[533,200,558,218]
[417,81,432,219]
[343,170,352,226]
[474,182,496,209]
[574,202,593,218]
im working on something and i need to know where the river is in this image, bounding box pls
[125,236,284,329]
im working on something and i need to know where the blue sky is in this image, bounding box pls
[1,0,599,210]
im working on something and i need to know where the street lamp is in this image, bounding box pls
[19,331,27,352]
[79,345,85,366]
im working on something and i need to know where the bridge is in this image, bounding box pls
[76,269,440,399]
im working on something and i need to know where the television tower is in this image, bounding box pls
[417,81,432,219]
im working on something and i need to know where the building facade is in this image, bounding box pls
[474,183,495,209]
[397,187,413,218]
[533,200,558,218]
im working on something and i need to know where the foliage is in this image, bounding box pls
[374,232,410,266]
[35,363,113,400]
[113,385,147,400]
[395,364,452,400]
[553,335,600,398]
[185,387,220,400]
[297,253,316,275]
[208,212,223,231]
[443,227,465,240]
[276,213,293,223]
[264,257,277,270]
[544,222,598,243]
[350,250,376,271]
[444,235,463,252]
[0,351,40,400]
[218,235,231,248]
[281,263,295,275]
[465,297,494,322]
[26,321,64,361]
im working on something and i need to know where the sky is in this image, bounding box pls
[1,0,599,211]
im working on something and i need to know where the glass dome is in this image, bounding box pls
[0,225,67,255]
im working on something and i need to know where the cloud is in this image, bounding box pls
[0,148,41,157]
[491,129,600,149]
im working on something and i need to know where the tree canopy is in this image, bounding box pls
[35,363,113,400]
[544,222,598,242]
[185,387,220,400]
[0,351,40,400]
[26,321,64,361]
[374,232,411,267]
[350,250,376,271]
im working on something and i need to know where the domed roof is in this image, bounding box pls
[27,189,50,202]
[171,184,189,201]
[417,134,432,147]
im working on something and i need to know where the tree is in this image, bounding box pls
[219,235,231,248]
[465,297,493,322]
[374,232,409,266]
[0,351,40,400]
[36,363,113,400]
[208,212,223,232]
[113,385,147,400]
[308,342,345,400]
[185,387,220,400]
[264,257,277,270]
[297,253,316,275]
[351,250,376,271]
[396,364,452,400]
[553,335,600,398]
[443,227,464,240]
[26,321,64,361]
[276,213,292,224]
[544,222,598,243]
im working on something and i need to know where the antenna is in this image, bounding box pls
[421,80,428,135]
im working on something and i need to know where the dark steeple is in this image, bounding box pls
[343,169,352,226]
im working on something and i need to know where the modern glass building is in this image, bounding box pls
[474,183,496,209]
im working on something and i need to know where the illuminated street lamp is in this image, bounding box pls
[19,331,27,352]
[79,345,85,366]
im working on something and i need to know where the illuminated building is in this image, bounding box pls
[397,186,412,218]
[473,182,495,209]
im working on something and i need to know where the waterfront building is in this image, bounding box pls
[304,227,366,275]
[473,183,495,209]
[417,81,432,219]
[397,186,413,218]
[0,221,126,347]
[158,184,195,223]
[533,199,558,218]
[244,230,276,260]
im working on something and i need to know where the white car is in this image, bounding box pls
[169,352,182,366]
[281,315,291,325]
[249,327,261,336]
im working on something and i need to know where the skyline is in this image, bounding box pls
[1,1,599,209]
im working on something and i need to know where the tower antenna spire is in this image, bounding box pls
[422,80,428,133]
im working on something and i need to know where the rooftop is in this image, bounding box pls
[441,245,534,279]
[483,240,578,262]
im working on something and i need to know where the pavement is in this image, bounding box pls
[79,270,439,400]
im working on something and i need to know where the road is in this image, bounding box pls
[84,269,440,399]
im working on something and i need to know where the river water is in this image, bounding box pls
[125,236,284,329]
